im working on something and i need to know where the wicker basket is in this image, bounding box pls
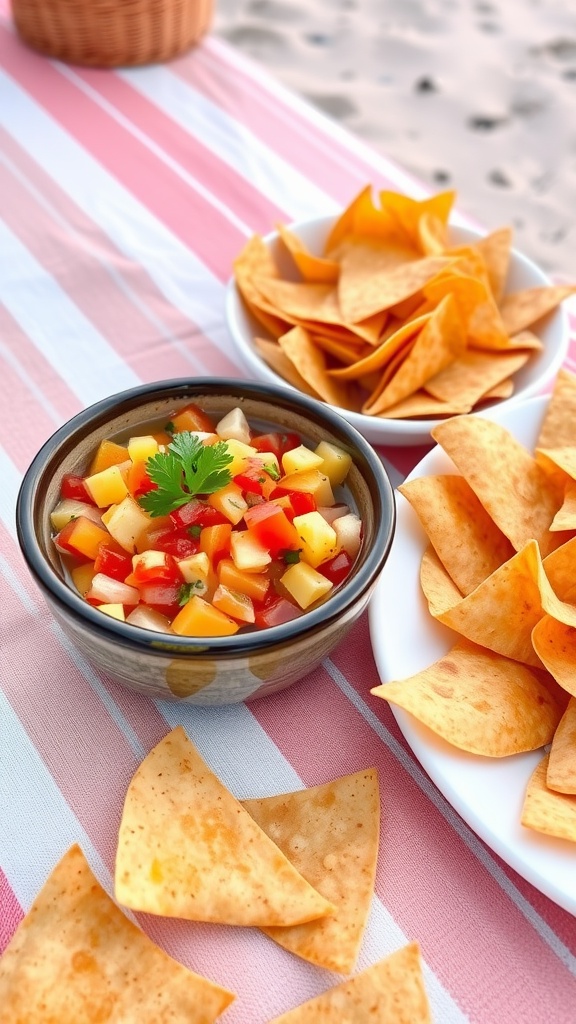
[11,0,213,67]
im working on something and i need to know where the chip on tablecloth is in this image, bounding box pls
[115,726,334,926]
[371,639,563,756]
[0,844,234,1023]
[243,769,380,974]
[266,942,431,1023]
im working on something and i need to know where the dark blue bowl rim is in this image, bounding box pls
[16,378,396,657]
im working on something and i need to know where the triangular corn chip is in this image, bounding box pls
[521,755,576,843]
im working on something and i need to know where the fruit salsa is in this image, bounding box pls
[50,402,362,637]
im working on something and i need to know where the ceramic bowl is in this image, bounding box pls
[225,216,570,446]
[16,378,395,705]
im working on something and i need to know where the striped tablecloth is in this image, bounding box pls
[1,6,575,1021]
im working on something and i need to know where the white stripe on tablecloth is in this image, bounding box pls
[0,69,230,354]
[118,65,340,223]
[0,220,140,407]
[324,657,576,977]
[0,688,112,907]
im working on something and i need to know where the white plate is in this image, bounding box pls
[369,394,576,915]
[225,217,570,446]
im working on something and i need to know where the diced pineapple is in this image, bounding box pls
[208,482,248,525]
[229,530,271,571]
[171,595,239,637]
[281,444,324,476]
[98,603,126,621]
[212,584,255,624]
[177,552,211,596]
[222,438,258,476]
[314,441,352,487]
[88,439,130,475]
[333,513,362,559]
[127,435,159,463]
[84,464,129,508]
[278,469,334,507]
[50,499,102,532]
[293,511,338,568]
[216,407,251,445]
[280,562,333,609]
[71,562,97,598]
[132,549,168,574]
[101,496,152,553]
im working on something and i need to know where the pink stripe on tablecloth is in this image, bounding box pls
[251,617,576,1024]
[70,66,285,236]
[0,870,23,954]
[0,27,246,280]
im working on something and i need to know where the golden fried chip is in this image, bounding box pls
[419,545,463,616]
[243,769,380,975]
[537,368,576,448]
[548,698,576,794]
[324,185,399,253]
[417,211,448,254]
[550,481,576,532]
[380,188,456,244]
[254,336,319,398]
[115,727,334,926]
[475,226,512,302]
[430,415,562,555]
[424,349,529,409]
[267,942,431,1024]
[521,755,576,842]
[500,285,575,336]
[371,639,563,755]
[543,537,576,602]
[328,313,430,381]
[277,326,352,407]
[531,616,576,698]
[399,473,514,594]
[339,254,452,324]
[374,391,470,419]
[0,844,234,1023]
[364,294,466,414]
[276,223,339,284]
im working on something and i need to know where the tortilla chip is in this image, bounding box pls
[276,223,340,284]
[547,698,576,794]
[277,326,351,407]
[364,294,466,414]
[419,545,464,616]
[521,755,576,843]
[479,377,515,401]
[399,474,514,594]
[417,211,448,254]
[381,188,456,243]
[537,369,576,449]
[375,391,469,419]
[115,727,334,926]
[500,285,575,336]
[323,185,399,254]
[531,616,576,698]
[535,446,576,492]
[328,313,431,381]
[254,337,319,398]
[242,769,380,974]
[550,481,576,532]
[371,639,562,756]
[543,536,576,602]
[338,254,453,323]
[475,226,513,302]
[424,349,529,409]
[267,942,431,1023]
[430,415,561,556]
[0,844,234,1023]
[422,269,486,329]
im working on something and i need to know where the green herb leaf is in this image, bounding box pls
[178,583,195,606]
[138,432,233,517]
[187,524,202,538]
[282,549,301,564]
[263,462,281,481]
[164,421,175,435]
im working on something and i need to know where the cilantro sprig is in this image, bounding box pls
[138,432,233,517]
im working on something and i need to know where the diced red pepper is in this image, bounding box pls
[132,551,181,585]
[145,526,200,560]
[127,461,157,499]
[270,487,317,517]
[93,544,132,582]
[253,595,301,629]
[243,503,300,557]
[317,549,353,586]
[60,474,95,504]
[138,582,182,618]
[170,500,229,530]
[250,432,301,462]
[233,467,267,496]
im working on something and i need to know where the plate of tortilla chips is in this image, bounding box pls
[226,187,573,445]
[369,369,576,914]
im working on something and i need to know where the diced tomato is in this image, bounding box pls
[270,487,317,517]
[233,468,266,496]
[93,544,132,582]
[60,474,96,504]
[317,550,353,586]
[127,461,157,499]
[145,526,200,560]
[170,403,215,434]
[244,503,299,557]
[132,551,181,585]
[138,582,182,618]
[250,432,301,462]
[170,500,228,530]
[253,595,301,629]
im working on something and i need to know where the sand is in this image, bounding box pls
[214,0,576,282]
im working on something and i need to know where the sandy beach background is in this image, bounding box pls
[214,0,576,282]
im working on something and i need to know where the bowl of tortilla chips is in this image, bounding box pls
[226,187,573,446]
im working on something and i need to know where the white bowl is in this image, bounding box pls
[225,216,570,446]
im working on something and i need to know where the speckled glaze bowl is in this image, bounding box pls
[16,379,396,705]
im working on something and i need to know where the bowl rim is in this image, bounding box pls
[16,377,396,657]
[225,216,570,441]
